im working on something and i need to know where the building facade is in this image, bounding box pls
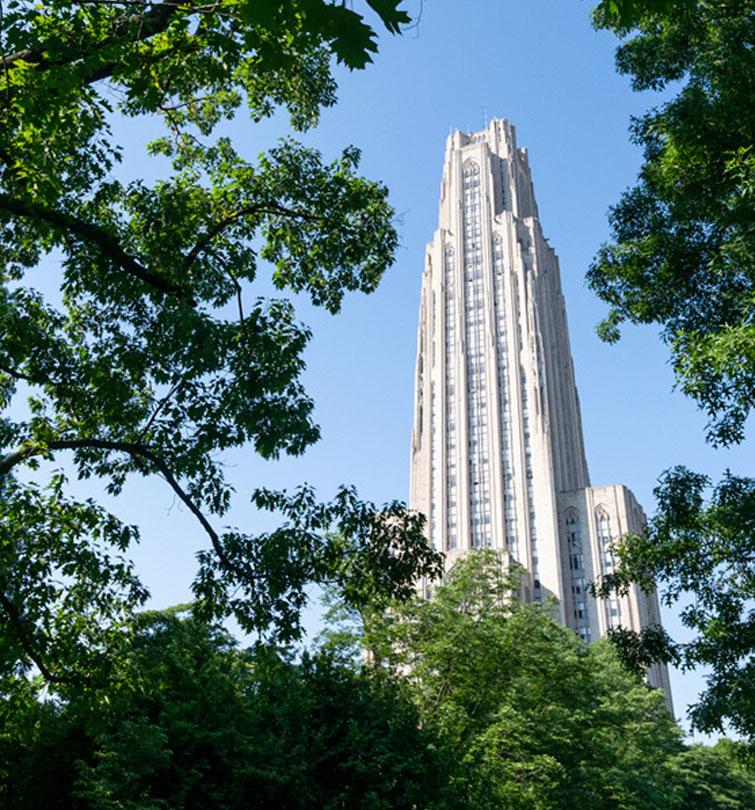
[410,119,671,701]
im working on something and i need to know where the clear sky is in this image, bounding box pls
[31,1,751,740]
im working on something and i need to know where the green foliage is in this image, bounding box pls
[0,608,446,809]
[354,552,703,810]
[595,466,755,740]
[4,570,752,810]
[588,0,755,446]
[0,1,441,689]
[593,1,695,31]
[589,0,755,750]
[0,474,146,696]
[664,740,755,809]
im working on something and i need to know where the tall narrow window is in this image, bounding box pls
[462,161,490,547]
[521,367,539,594]
[596,508,621,627]
[493,233,517,558]
[430,384,438,549]
[566,510,591,641]
[445,246,457,550]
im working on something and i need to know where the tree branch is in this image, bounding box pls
[0,3,235,88]
[0,193,197,305]
[0,2,179,84]
[180,206,258,272]
[138,379,186,439]
[0,437,256,583]
[181,203,318,273]
[0,589,64,684]
[217,256,244,322]
[0,364,35,384]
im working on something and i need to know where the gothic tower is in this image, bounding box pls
[410,118,672,702]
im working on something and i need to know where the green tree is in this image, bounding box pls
[589,0,754,447]
[596,467,755,741]
[588,0,755,740]
[665,740,755,809]
[0,608,448,809]
[6,573,750,810]
[0,0,441,692]
[354,552,688,810]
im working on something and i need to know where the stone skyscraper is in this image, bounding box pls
[410,119,671,700]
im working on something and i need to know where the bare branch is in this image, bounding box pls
[222,259,245,322]
[138,378,186,439]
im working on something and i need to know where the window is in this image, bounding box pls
[444,245,458,543]
[461,162,491,546]
[566,510,591,637]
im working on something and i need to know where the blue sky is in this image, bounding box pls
[30,1,751,739]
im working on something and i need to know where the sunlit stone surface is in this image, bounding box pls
[410,119,672,707]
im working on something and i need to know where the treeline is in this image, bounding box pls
[3,553,752,809]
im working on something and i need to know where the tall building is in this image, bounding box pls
[410,118,671,701]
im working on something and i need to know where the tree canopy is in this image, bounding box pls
[323,552,755,809]
[595,466,755,741]
[589,0,754,447]
[4,565,753,809]
[0,0,441,696]
[588,0,755,741]
[0,607,447,810]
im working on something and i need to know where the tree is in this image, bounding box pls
[350,552,693,810]
[665,740,755,809]
[589,0,754,447]
[595,467,755,741]
[6,573,750,810]
[0,607,448,809]
[0,0,441,692]
[588,0,755,740]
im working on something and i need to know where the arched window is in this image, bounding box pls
[595,508,611,549]
[595,508,613,566]
[595,507,621,626]
[463,160,480,177]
